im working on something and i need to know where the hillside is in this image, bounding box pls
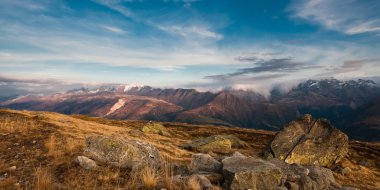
[0,108,379,189]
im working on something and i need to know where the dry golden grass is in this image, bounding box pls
[0,176,18,189]
[64,137,83,154]
[0,116,39,133]
[45,134,61,157]
[187,177,201,190]
[140,166,159,190]
[0,160,6,171]
[34,167,53,190]
[162,155,175,189]
[98,167,120,182]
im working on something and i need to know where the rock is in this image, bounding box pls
[201,172,224,185]
[221,154,339,190]
[8,166,16,171]
[231,151,246,158]
[141,122,170,136]
[75,156,98,170]
[269,159,339,190]
[183,135,247,154]
[189,153,222,174]
[266,114,349,167]
[222,156,284,190]
[84,135,161,171]
[306,166,340,189]
[285,181,299,190]
[173,174,218,190]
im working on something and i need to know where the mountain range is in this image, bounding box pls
[1,78,380,141]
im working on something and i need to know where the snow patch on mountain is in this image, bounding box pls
[106,99,126,116]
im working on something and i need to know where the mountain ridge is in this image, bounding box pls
[1,78,380,141]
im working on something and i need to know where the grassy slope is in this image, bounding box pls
[0,108,379,189]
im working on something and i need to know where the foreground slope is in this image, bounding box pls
[0,108,379,189]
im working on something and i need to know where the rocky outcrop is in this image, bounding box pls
[269,159,340,190]
[141,122,170,136]
[84,136,161,171]
[183,135,247,154]
[189,153,222,174]
[265,114,349,167]
[221,154,340,190]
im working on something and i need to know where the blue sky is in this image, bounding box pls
[1,0,380,94]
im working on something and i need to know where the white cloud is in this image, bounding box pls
[155,24,223,40]
[101,25,126,34]
[289,0,380,35]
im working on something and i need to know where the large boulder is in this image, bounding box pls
[183,135,247,154]
[265,114,349,167]
[84,135,161,171]
[189,153,222,174]
[222,156,284,190]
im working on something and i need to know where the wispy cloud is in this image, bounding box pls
[0,76,95,96]
[205,58,321,80]
[101,25,126,34]
[289,0,380,35]
[155,24,223,40]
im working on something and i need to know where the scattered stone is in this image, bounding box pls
[265,114,349,167]
[84,135,161,171]
[231,151,246,158]
[141,122,171,136]
[75,156,98,170]
[189,153,222,174]
[173,174,218,190]
[8,166,16,171]
[32,140,36,144]
[183,135,247,154]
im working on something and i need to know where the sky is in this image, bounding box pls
[1,0,380,95]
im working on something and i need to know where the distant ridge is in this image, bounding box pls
[1,78,380,141]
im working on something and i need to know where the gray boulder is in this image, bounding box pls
[84,135,161,171]
[222,156,284,190]
[265,114,349,168]
[189,153,222,174]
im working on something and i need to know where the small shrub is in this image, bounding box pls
[187,177,201,190]
[141,166,158,190]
